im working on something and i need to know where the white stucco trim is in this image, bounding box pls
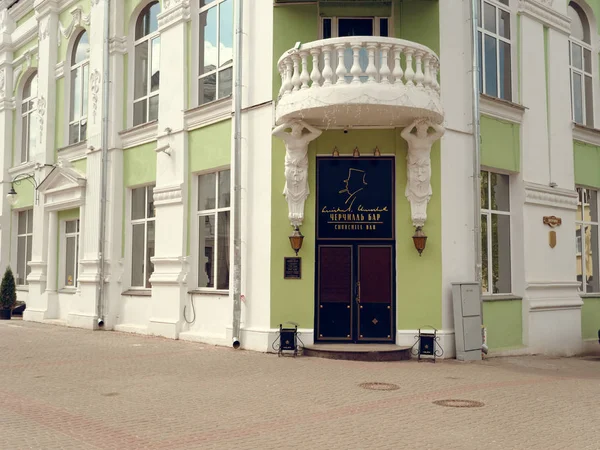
[523,181,578,209]
[118,120,158,149]
[11,16,37,49]
[517,0,571,34]
[184,98,232,131]
[480,94,526,124]
[572,123,600,146]
[8,160,37,176]
[8,0,34,27]
[57,140,87,162]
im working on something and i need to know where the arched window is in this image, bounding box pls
[133,2,160,126]
[568,2,593,125]
[21,72,38,163]
[69,30,89,144]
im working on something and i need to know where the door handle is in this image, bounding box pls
[356,281,361,304]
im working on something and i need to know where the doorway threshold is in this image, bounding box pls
[304,344,411,361]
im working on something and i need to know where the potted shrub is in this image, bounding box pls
[0,267,17,320]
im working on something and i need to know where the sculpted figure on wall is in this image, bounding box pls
[272,120,322,227]
[401,118,445,228]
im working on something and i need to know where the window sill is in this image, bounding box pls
[482,294,522,302]
[479,94,526,124]
[119,120,158,149]
[122,289,152,297]
[579,293,600,299]
[188,289,230,296]
[8,160,37,176]
[16,286,29,292]
[58,140,88,163]
[58,289,77,295]
[572,123,600,147]
[184,97,232,131]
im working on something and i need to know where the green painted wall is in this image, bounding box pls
[55,78,65,152]
[270,129,443,330]
[397,0,440,55]
[582,297,600,340]
[123,142,157,187]
[71,158,87,175]
[483,299,523,350]
[10,182,34,210]
[13,39,37,61]
[188,120,232,172]
[16,10,35,28]
[480,116,520,172]
[320,4,391,17]
[574,141,600,188]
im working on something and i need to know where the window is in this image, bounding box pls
[576,187,599,293]
[16,209,33,286]
[481,171,511,294]
[477,0,512,101]
[568,2,593,126]
[197,169,230,289]
[134,2,160,127]
[198,0,233,106]
[20,72,37,163]
[69,31,89,145]
[63,220,80,288]
[131,185,155,288]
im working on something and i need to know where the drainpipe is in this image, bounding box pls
[471,1,483,299]
[97,0,111,326]
[231,0,243,349]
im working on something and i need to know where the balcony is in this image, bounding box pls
[275,37,443,128]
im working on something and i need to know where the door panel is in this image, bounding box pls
[317,246,353,340]
[357,246,394,341]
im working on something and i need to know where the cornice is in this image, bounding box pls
[517,0,570,34]
[524,181,578,210]
[118,120,158,149]
[572,123,600,147]
[480,94,526,124]
[33,0,60,18]
[158,0,190,32]
[9,0,34,24]
[153,184,183,206]
[184,97,232,131]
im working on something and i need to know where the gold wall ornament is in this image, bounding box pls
[543,216,562,228]
[549,230,557,249]
[332,146,339,157]
[353,147,360,157]
[374,146,381,157]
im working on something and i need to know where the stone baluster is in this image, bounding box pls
[404,49,415,86]
[278,67,286,97]
[322,46,333,87]
[366,43,378,84]
[379,44,392,84]
[291,54,301,91]
[335,43,347,85]
[310,48,322,88]
[300,51,310,90]
[283,59,293,95]
[423,55,432,91]
[392,45,404,85]
[432,61,440,93]
[350,44,362,84]
[414,51,424,88]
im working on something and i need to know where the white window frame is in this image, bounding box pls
[194,0,234,108]
[129,184,155,289]
[195,167,231,291]
[319,16,392,39]
[478,0,513,101]
[69,30,89,145]
[133,1,160,127]
[15,209,33,287]
[481,170,512,295]
[576,186,600,294]
[20,72,37,164]
[568,2,594,127]
[60,219,80,290]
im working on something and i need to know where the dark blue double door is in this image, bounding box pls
[316,243,395,343]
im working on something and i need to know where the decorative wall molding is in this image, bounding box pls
[572,123,600,147]
[517,0,570,34]
[55,60,64,78]
[13,47,38,92]
[524,182,578,210]
[158,0,190,31]
[8,0,34,25]
[184,98,232,131]
[108,35,126,55]
[148,256,189,286]
[0,67,5,98]
[480,94,526,124]
[153,184,183,206]
[90,0,101,7]
[118,120,158,149]
[37,95,46,143]
[57,140,87,163]
[0,97,15,111]
[89,69,100,124]
[57,6,90,46]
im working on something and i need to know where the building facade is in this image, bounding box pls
[0,0,598,356]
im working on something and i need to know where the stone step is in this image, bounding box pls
[303,344,412,362]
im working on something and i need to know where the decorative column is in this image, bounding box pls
[25,0,60,320]
[45,210,58,293]
[0,2,15,278]
[73,0,108,329]
[147,0,191,338]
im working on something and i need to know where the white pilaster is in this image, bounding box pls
[147,0,191,338]
[45,210,57,292]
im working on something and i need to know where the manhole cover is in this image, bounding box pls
[433,399,484,408]
[359,382,399,391]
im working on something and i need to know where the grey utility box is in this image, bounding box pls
[451,282,482,361]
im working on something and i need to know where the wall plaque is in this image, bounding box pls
[316,157,395,240]
[284,257,301,279]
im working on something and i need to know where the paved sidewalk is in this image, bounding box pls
[1,320,599,450]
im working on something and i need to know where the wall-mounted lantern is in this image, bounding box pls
[412,226,427,256]
[289,226,304,256]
